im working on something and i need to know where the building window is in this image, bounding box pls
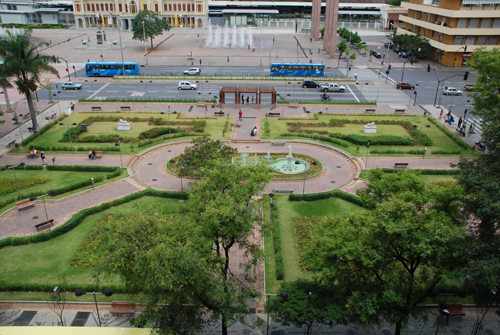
[466,36,475,45]
[469,19,479,28]
[477,37,487,45]
[432,0,440,4]
[169,4,172,11]
[164,4,167,11]
[105,4,108,11]
[494,19,500,28]
[427,14,431,22]
[439,33,443,42]
[91,4,95,11]
[457,20,467,28]
[100,4,104,11]
[489,38,498,45]
[481,19,491,28]
[432,30,435,38]
[414,12,418,19]
[76,4,81,11]
[424,29,428,37]
[110,4,113,11]
[454,36,464,45]
[173,4,176,11]
[187,4,190,12]
[197,4,201,12]
[155,4,158,11]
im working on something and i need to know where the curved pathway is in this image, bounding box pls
[0,140,461,239]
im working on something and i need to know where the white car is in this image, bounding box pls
[178,81,197,90]
[183,68,201,75]
[321,83,346,92]
[442,87,463,96]
[61,82,83,90]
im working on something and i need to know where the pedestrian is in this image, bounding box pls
[349,66,351,72]
[273,37,275,44]
[87,36,90,42]
[378,71,381,78]
[241,94,244,102]
[191,60,194,66]
[318,47,320,54]
[269,108,273,116]
[458,117,463,128]
[469,124,473,136]
[251,126,258,136]
[246,96,250,104]
[354,72,358,81]
[310,37,312,43]
[216,97,219,107]
[205,101,208,112]
[439,109,443,120]
[276,53,279,59]
[200,59,202,66]
[446,111,451,121]
[424,148,427,158]
[248,44,250,50]
[464,109,468,120]
[239,110,243,121]
[251,96,254,104]
[227,56,229,62]
[40,151,47,165]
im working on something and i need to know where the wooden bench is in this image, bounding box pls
[394,163,409,169]
[94,151,103,159]
[35,219,54,231]
[120,106,131,111]
[91,106,101,111]
[289,102,299,108]
[395,109,406,114]
[214,111,224,116]
[271,141,286,146]
[273,189,294,194]
[111,301,136,315]
[455,128,466,137]
[50,113,57,119]
[365,109,376,114]
[475,141,485,151]
[7,140,16,147]
[268,112,281,117]
[197,101,207,107]
[27,153,40,159]
[443,303,466,317]
[23,113,31,119]
[16,199,36,211]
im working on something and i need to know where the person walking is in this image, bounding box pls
[469,124,474,136]
[354,72,358,81]
[40,151,47,165]
[227,56,229,62]
[438,109,443,120]
[241,94,244,103]
[246,96,250,104]
[239,110,243,121]
[458,117,463,128]
[276,53,279,59]
[251,96,254,104]
[200,59,202,66]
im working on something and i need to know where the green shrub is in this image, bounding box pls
[280,133,349,147]
[289,189,369,208]
[269,202,284,280]
[377,168,458,175]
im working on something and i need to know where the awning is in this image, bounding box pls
[463,54,472,58]
[462,0,500,5]
[221,9,279,14]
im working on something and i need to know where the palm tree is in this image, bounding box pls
[0,30,59,134]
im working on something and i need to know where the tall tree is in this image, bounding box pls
[132,10,171,49]
[0,30,58,134]
[0,61,14,113]
[456,47,500,239]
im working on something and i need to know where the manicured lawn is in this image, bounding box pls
[0,169,127,210]
[420,175,457,183]
[88,122,191,138]
[0,196,182,290]
[265,195,366,293]
[204,117,232,139]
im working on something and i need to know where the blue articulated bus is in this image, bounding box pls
[270,63,325,77]
[85,62,140,77]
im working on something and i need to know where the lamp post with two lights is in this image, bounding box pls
[1,162,25,200]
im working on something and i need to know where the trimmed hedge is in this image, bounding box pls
[330,133,413,146]
[289,189,369,208]
[0,188,188,251]
[377,168,459,175]
[29,145,120,152]
[280,133,349,148]
[21,118,62,146]
[137,132,204,147]
[428,116,472,150]
[2,164,43,170]
[369,148,426,155]
[270,202,284,280]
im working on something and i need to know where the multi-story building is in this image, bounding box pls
[399,0,500,67]
[73,0,209,30]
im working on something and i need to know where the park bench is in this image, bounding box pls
[23,113,31,119]
[35,219,54,231]
[120,106,131,111]
[27,152,40,159]
[268,112,281,117]
[394,163,409,169]
[365,109,376,114]
[475,141,485,151]
[111,301,136,315]
[7,140,16,147]
[16,199,36,211]
[455,128,466,137]
[271,141,286,146]
[197,101,207,107]
[94,151,103,159]
[395,109,406,114]
[273,189,294,194]
[50,113,57,119]
[289,102,299,108]
[91,106,101,111]
[443,303,466,317]
[214,111,224,116]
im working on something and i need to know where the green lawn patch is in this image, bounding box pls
[0,196,182,292]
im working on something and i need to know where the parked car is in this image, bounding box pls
[400,51,409,58]
[178,81,197,90]
[371,50,382,58]
[393,46,400,53]
[183,68,201,75]
[302,80,321,88]
[464,84,475,91]
[442,87,463,96]
[61,82,82,90]
[396,82,415,90]
[386,33,393,38]
[320,83,346,92]
[412,57,419,63]
[384,42,394,49]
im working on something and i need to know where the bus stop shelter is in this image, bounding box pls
[219,86,277,109]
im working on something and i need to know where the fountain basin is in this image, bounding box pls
[269,158,309,174]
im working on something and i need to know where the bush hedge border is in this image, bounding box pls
[427,116,472,150]
[289,189,368,208]
[270,201,284,280]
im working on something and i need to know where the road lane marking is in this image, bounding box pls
[346,85,360,103]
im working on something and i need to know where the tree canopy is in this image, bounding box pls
[132,10,171,49]
[392,33,431,58]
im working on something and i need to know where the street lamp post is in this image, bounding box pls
[432,70,465,106]
[413,125,430,155]
[1,163,26,200]
[413,91,418,106]
[117,14,126,76]
[115,137,123,171]
[75,289,113,327]
[364,140,372,173]
[260,21,263,67]
[59,123,78,152]
[142,21,148,65]
[296,160,317,196]
[29,190,56,230]
[265,292,288,335]
[72,66,77,78]
[400,58,414,82]
[56,56,71,80]
[168,111,177,140]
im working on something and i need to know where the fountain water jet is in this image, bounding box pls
[247,26,253,48]
[205,19,213,47]
[232,25,237,48]
[239,26,246,48]
[214,25,221,47]
[223,22,229,48]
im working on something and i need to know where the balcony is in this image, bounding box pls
[401,2,500,18]
[400,16,500,36]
